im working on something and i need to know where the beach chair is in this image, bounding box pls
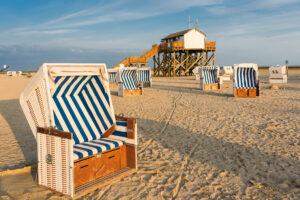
[192,66,201,80]
[17,71,22,76]
[218,66,232,84]
[117,67,142,97]
[7,71,16,76]
[199,66,220,91]
[233,63,259,97]
[19,63,137,198]
[137,68,152,87]
[108,68,118,89]
[269,65,287,83]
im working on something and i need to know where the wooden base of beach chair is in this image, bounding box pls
[123,89,142,96]
[74,144,136,198]
[235,89,257,97]
[203,84,220,91]
[141,82,151,88]
[269,77,287,84]
[109,83,118,89]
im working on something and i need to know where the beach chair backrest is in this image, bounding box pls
[137,68,150,82]
[193,66,201,75]
[222,66,233,74]
[269,65,287,78]
[117,67,139,90]
[200,66,219,84]
[20,64,116,144]
[234,63,258,89]
[108,69,118,83]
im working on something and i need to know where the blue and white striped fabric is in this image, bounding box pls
[109,71,117,83]
[52,75,115,145]
[235,67,257,89]
[202,67,218,84]
[120,69,139,90]
[138,69,150,82]
[113,120,127,137]
[73,138,125,160]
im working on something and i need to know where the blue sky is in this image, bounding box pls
[0,0,300,70]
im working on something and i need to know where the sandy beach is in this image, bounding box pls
[0,68,299,199]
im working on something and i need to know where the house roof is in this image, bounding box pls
[161,28,206,41]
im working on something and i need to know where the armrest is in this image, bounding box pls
[37,127,72,139]
[111,115,137,145]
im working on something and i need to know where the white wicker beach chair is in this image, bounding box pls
[108,68,118,89]
[233,63,259,97]
[199,66,220,91]
[19,63,137,198]
[192,66,201,80]
[117,67,142,97]
[7,71,16,76]
[137,67,152,87]
[269,65,287,83]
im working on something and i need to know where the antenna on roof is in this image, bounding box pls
[195,17,199,28]
[188,16,191,29]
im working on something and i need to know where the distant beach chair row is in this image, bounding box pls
[6,71,22,76]
[196,63,288,97]
[108,67,151,97]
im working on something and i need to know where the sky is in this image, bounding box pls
[0,0,300,71]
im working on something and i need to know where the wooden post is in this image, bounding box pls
[173,52,176,77]
[153,56,156,76]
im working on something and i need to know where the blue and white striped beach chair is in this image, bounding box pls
[108,68,118,88]
[137,67,152,87]
[117,67,142,96]
[233,63,259,97]
[199,66,220,90]
[19,63,138,198]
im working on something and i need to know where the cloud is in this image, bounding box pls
[10,0,222,34]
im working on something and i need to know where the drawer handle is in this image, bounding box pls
[108,156,115,159]
[80,165,88,169]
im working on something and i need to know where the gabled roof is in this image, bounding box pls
[161,28,206,41]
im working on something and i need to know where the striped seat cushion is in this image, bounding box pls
[138,69,150,82]
[109,71,117,83]
[120,70,139,90]
[73,138,125,160]
[235,67,257,89]
[52,75,115,144]
[202,67,218,84]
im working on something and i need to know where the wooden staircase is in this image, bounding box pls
[112,44,159,69]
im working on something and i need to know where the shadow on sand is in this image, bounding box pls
[0,99,37,171]
[137,118,300,196]
[152,84,233,97]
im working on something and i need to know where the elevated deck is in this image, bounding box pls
[112,42,216,69]
[158,41,216,52]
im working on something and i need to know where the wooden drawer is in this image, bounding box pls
[235,89,257,97]
[248,89,257,97]
[95,148,121,179]
[74,156,95,187]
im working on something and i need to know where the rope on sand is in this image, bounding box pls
[170,142,199,200]
[138,93,182,154]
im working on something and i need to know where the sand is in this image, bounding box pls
[0,69,299,199]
